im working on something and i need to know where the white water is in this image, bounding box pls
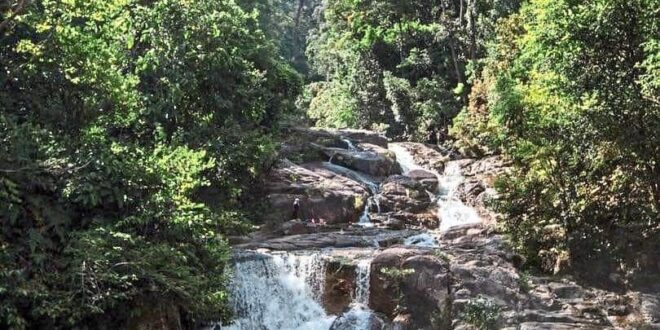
[331,259,377,329]
[436,162,482,231]
[216,251,336,330]
[216,251,379,330]
[388,144,425,174]
[404,233,439,247]
[389,143,482,232]
[353,259,371,305]
[340,137,359,151]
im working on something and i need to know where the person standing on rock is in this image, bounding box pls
[292,198,300,220]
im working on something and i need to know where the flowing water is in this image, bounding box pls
[215,251,336,330]
[322,162,379,228]
[215,251,378,330]
[340,137,359,151]
[217,142,483,329]
[330,258,376,329]
[389,143,482,232]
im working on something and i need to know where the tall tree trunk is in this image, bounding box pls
[459,0,464,23]
[450,43,464,85]
[468,0,477,61]
[294,0,305,29]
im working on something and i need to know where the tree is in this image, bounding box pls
[452,0,659,278]
[0,0,300,328]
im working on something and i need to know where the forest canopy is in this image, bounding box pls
[1,0,658,328]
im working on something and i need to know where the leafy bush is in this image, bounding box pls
[452,0,659,276]
[460,296,501,330]
[0,0,300,328]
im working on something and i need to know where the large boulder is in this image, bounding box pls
[335,129,389,148]
[406,169,439,192]
[323,146,401,178]
[330,309,386,330]
[263,160,369,227]
[369,247,451,329]
[279,128,389,164]
[323,259,357,315]
[377,176,432,213]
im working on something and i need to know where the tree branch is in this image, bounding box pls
[0,0,29,35]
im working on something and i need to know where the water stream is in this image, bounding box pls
[389,143,482,232]
[322,162,379,228]
[214,251,336,330]
[217,142,483,329]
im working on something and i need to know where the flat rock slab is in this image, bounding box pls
[235,228,421,251]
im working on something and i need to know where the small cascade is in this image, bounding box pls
[389,143,482,232]
[215,251,336,330]
[322,162,380,228]
[436,162,481,231]
[322,162,379,194]
[340,137,359,151]
[404,233,439,247]
[388,144,425,174]
[331,259,377,329]
[354,259,371,305]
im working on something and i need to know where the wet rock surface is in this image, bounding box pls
[236,228,421,251]
[322,147,401,177]
[228,128,658,330]
[377,175,432,213]
[262,160,369,226]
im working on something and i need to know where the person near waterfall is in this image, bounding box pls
[292,198,300,220]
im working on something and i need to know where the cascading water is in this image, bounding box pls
[436,162,481,231]
[322,162,379,228]
[330,259,378,329]
[214,251,336,330]
[340,137,359,151]
[389,143,482,233]
[353,259,371,305]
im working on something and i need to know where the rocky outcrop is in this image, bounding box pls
[278,127,388,164]
[322,147,401,177]
[236,228,421,251]
[324,260,356,315]
[331,310,386,330]
[363,230,659,330]
[451,156,511,226]
[369,247,451,330]
[406,169,438,192]
[262,160,369,226]
[377,176,432,213]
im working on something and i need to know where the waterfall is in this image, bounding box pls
[436,162,481,232]
[340,137,359,151]
[354,259,371,305]
[322,162,379,227]
[389,143,482,232]
[330,259,379,329]
[388,144,425,174]
[215,251,336,330]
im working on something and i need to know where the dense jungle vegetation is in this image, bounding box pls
[1,0,658,328]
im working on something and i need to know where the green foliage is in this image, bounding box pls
[460,296,501,330]
[452,0,659,275]
[0,0,300,328]
[304,0,521,141]
[380,267,415,279]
